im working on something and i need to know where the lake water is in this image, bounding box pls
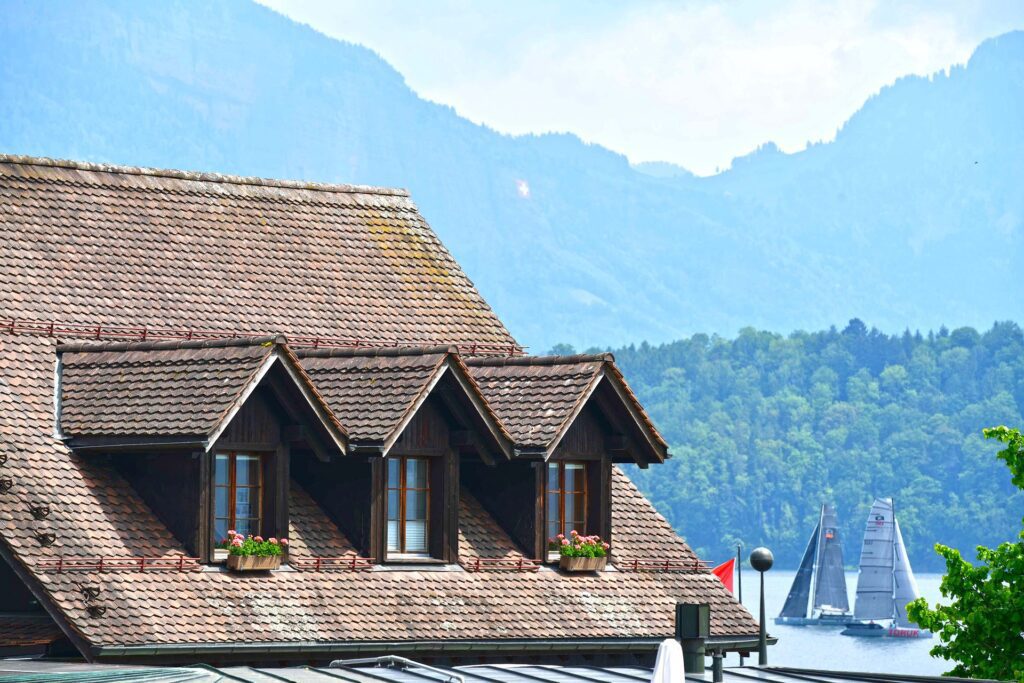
[724,569,948,675]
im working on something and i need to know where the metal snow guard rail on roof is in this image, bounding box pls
[461,557,542,572]
[617,558,711,572]
[290,555,376,571]
[37,556,202,573]
[0,317,525,356]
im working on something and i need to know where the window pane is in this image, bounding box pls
[214,518,229,543]
[214,486,229,520]
[215,454,229,485]
[236,454,260,486]
[564,492,579,535]
[547,463,559,491]
[405,520,427,553]
[235,518,256,537]
[407,458,428,489]
[546,492,559,519]
[547,521,562,543]
[565,463,585,492]
[387,489,400,521]
[570,488,586,526]
[406,488,427,521]
[236,487,254,519]
[387,458,400,487]
[387,520,400,551]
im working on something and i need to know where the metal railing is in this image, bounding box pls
[289,555,376,572]
[36,555,202,573]
[461,557,542,572]
[616,558,710,573]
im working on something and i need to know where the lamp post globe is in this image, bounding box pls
[749,546,773,666]
[750,547,774,573]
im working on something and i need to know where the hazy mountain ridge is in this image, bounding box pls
[0,1,1021,352]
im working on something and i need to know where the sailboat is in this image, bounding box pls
[841,497,931,638]
[776,503,853,625]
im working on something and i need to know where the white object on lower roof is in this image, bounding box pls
[650,638,686,683]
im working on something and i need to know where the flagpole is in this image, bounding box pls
[736,542,743,603]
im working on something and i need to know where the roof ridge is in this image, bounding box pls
[296,345,458,359]
[466,352,614,367]
[57,335,285,354]
[0,154,410,198]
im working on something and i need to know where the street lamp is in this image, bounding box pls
[749,546,773,666]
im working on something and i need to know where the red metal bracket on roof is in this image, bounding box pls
[36,556,202,573]
[289,556,376,572]
[461,557,542,572]
[616,558,710,573]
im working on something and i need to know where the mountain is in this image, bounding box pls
[1,1,1021,352]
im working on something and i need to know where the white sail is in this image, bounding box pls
[892,517,921,627]
[853,498,896,620]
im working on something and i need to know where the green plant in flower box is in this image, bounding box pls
[218,531,287,557]
[549,530,609,558]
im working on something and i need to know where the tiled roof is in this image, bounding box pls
[0,336,756,658]
[298,346,511,454]
[0,155,518,350]
[467,355,667,457]
[56,336,347,449]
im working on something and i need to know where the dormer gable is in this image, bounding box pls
[295,346,513,563]
[465,353,670,561]
[466,353,668,465]
[57,336,348,455]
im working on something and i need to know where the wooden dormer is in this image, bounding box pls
[465,353,669,561]
[56,336,348,562]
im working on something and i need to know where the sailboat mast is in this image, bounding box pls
[890,498,898,621]
[807,503,825,617]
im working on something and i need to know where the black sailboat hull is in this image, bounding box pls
[776,612,854,626]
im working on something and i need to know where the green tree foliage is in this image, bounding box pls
[604,321,1024,571]
[906,426,1024,680]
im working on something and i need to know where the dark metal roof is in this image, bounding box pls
[0,660,1003,683]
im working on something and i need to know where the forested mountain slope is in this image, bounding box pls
[1,1,1022,350]
[613,321,1024,569]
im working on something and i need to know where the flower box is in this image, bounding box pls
[560,555,607,572]
[227,554,281,572]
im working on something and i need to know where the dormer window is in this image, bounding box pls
[546,461,587,553]
[214,452,264,540]
[387,457,430,556]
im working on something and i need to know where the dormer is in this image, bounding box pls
[296,346,511,564]
[56,336,348,562]
[466,353,668,562]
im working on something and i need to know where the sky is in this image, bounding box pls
[258,0,1024,175]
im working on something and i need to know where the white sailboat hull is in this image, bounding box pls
[843,498,931,639]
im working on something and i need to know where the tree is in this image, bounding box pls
[906,426,1024,681]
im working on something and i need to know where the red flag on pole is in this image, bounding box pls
[712,558,735,594]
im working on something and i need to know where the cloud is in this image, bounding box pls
[258,0,1024,175]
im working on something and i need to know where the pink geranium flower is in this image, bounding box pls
[268,537,277,544]
[279,538,288,545]
[227,530,237,537]
[254,535,264,543]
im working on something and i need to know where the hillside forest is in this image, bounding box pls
[559,320,1024,571]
